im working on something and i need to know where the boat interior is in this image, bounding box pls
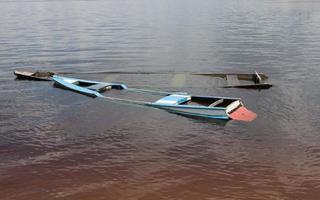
[155,94,238,108]
[182,96,238,108]
[73,81,126,92]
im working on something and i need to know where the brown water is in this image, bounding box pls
[1,0,320,199]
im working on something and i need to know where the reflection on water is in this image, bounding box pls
[1,0,320,199]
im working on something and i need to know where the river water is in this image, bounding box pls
[1,0,320,199]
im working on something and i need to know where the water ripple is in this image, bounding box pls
[1,0,320,199]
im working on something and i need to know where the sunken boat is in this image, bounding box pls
[52,75,257,122]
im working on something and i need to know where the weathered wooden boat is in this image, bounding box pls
[52,75,257,122]
[193,71,272,89]
[14,70,272,90]
[14,70,54,81]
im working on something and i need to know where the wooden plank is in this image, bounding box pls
[226,75,240,86]
[209,99,223,107]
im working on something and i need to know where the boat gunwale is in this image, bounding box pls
[148,103,227,110]
[53,76,101,97]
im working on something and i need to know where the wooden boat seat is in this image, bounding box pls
[209,99,223,107]
[226,75,240,86]
[154,94,191,105]
[87,83,112,92]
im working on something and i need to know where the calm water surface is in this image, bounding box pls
[1,0,320,199]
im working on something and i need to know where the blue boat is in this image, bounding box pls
[52,75,257,121]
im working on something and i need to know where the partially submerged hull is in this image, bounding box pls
[52,75,257,122]
[148,103,230,120]
[14,70,54,81]
[156,105,257,121]
[222,83,272,89]
[53,76,103,97]
[193,72,272,89]
[193,72,269,81]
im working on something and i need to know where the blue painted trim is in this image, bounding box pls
[53,76,127,97]
[53,75,128,89]
[53,75,101,84]
[53,76,101,97]
[155,95,190,105]
[120,84,128,89]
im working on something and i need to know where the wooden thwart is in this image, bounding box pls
[209,99,223,107]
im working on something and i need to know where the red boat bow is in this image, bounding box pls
[229,106,257,122]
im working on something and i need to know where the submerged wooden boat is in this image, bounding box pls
[52,75,257,122]
[14,70,54,81]
[193,71,272,89]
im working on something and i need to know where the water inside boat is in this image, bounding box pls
[182,96,238,108]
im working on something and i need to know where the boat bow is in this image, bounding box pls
[227,101,257,122]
